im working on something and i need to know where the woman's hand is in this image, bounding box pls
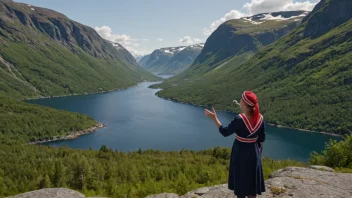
[204,107,222,128]
[204,107,217,120]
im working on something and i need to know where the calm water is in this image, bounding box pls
[27,81,341,162]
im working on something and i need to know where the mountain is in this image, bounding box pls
[138,54,151,67]
[180,11,308,77]
[134,55,144,62]
[153,1,352,135]
[139,44,204,75]
[161,44,204,75]
[108,41,141,67]
[0,0,157,99]
[0,0,158,145]
[141,46,187,74]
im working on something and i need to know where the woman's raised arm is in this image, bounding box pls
[204,107,237,137]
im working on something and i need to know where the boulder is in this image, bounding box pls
[148,166,352,198]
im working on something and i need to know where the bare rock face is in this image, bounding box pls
[7,188,85,198]
[6,188,108,198]
[145,193,180,198]
[264,167,352,198]
[147,166,352,198]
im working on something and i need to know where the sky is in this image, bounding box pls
[16,0,319,56]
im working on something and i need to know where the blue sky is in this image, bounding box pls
[15,0,318,56]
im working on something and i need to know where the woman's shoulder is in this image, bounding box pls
[233,114,244,122]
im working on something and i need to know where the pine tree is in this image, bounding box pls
[53,161,66,187]
[71,155,92,190]
[39,174,51,189]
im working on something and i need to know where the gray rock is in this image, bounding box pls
[148,166,352,198]
[309,165,334,172]
[7,188,85,198]
[181,184,233,198]
[264,167,352,198]
[145,193,179,198]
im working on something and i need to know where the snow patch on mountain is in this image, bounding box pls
[242,17,263,24]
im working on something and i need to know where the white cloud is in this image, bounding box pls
[95,26,130,43]
[194,38,202,43]
[203,0,318,36]
[94,25,150,56]
[179,36,202,45]
[203,10,247,36]
[157,38,163,42]
[243,0,318,15]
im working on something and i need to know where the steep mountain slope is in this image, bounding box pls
[0,0,157,99]
[154,1,352,135]
[160,44,204,75]
[0,0,157,144]
[179,11,308,77]
[109,41,141,67]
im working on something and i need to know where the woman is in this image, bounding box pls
[204,91,266,198]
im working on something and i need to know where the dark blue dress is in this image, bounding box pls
[219,113,266,197]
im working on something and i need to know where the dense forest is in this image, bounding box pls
[0,97,97,144]
[0,0,351,197]
[0,144,305,198]
[0,135,350,198]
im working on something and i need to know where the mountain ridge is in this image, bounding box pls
[153,1,352,135]
[0,0,158,99]
[177,11,308,78]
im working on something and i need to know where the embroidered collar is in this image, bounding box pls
[239,113,263,134]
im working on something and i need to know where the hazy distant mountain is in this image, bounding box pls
[134,55,144,62]
[161,44,204,75]
[139,54,151,67]
[138,44,204,75]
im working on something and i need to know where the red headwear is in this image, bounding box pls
[242,91,260,126]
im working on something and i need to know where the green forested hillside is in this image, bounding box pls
[0,1,350,198]
[0,0,158,144]
[153,0,352,135]
[0,97,97,144]
[0,0,158,99]
[178,11,307,78]
[0,144,305,198]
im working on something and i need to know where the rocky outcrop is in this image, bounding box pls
[7,188,85,198]
[147,166,352,198]
[7,188,107,198]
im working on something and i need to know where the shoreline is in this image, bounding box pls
[29,123,106,145]
[155,94,344,138]
[24,79,161,101]
[23,80,344,139]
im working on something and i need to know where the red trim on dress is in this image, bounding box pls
[239,113,263,134]
[235,135,258,143]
